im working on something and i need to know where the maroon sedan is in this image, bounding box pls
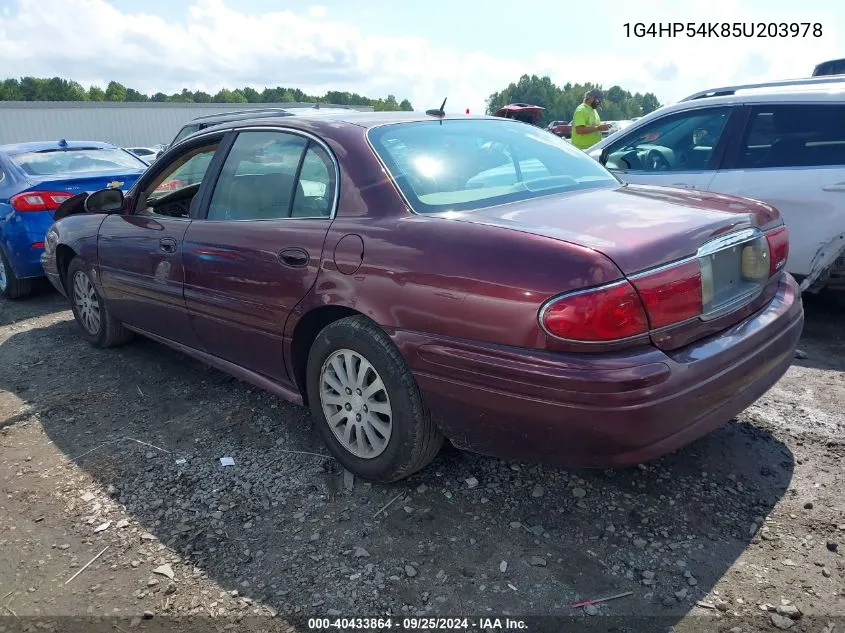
[41,111,803,482]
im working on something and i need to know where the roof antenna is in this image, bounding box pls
[426,97,447,124]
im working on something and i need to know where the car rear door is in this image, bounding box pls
[600,105,742,191]
[96,133,226,347]
[706,102,845,286]
[181,128,338,384]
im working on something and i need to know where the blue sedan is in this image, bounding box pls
[0,139,149,298]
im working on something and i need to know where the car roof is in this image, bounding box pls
[679,75,845,102]
[188,111,505,137]
[184,105,363,126]
[0,139,118,155]
[611,77,845,132]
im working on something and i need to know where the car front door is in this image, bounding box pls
[181,128,338,384]
[600,105,739,191]
[97,134,225,347]
[707,102,845,287]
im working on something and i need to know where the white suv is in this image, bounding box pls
[588,76,845,293]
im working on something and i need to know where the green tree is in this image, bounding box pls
[640,93,661,115]
[486,74,662,125]
[125,88,148,102]
[19,77,40,100]
[0,75,416,110]
[105,81,127,101]
[88,85,105,101]
[213,88,247,103]
[67,81,88,101]
[167,88,194,103]
[242,87,261,103]
[0,79,23,100]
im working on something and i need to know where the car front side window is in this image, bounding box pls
[135,142,220,218]
[604,107,731,173]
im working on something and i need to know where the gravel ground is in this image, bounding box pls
[1,285,844,633]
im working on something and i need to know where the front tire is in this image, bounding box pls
[0,247,34,299]
[66,257,133,348]
[305,315,444,483]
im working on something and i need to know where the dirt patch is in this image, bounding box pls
[1,289,844,632]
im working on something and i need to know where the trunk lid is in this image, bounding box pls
[21,171,143,218]
[451,183,781,275]
[25,171,143,198]
[448,183,786,351]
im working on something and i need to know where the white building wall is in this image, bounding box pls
[0,102,373,147]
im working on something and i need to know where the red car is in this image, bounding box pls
[492,103,544,126]
[548,120,572,137]
[41,111,803,482]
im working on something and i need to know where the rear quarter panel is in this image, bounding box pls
[308,214,626,350]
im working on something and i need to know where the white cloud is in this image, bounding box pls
[0,0,840,113]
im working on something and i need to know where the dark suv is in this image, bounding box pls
[813,58,845,77]
[166,105,362,148]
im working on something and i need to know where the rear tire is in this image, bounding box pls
[66,256,134,348]
[0,247,34,300]
[305,315,444,483]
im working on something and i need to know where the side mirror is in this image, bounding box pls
[54,192,89,221]
[599,148,609,165]
[84,188,124,214]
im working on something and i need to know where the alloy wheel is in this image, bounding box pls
[72,270,101,335]
[319,349,393,459]
[0,257,7,292]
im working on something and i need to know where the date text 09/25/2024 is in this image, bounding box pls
[307,618,527,630]
[624,22,823,37]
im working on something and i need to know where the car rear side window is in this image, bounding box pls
[603,107,731,173]
[367,119,617,214]
[206,130,335,221]
[737,104,845,169]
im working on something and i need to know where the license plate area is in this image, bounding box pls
[699,229,769,321]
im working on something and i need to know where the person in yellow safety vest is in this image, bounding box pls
[570,89,611,150]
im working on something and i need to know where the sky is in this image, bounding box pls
[0,0,841,113]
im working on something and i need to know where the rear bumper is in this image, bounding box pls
[400,274,803,468]
[1,210,52,279]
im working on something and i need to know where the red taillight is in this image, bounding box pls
[31,241,44,249]
[630,260,703,329]
[10,190,73,212]
[540,281,649,342]
[765,225,789,276]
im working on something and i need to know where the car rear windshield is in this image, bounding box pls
[367,119,618,213]
[11,148,147,176]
